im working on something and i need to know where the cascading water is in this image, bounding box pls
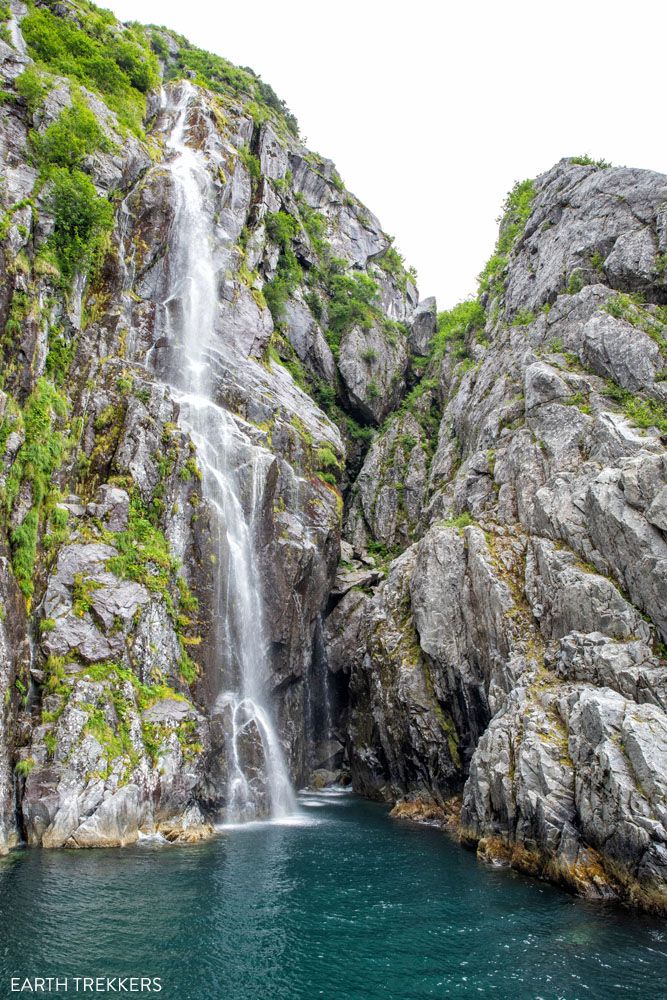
[157,82,296,822]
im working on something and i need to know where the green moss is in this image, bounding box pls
[238,146,261,188]
[511,308,536,327]
[439,511,474,534]
[263,215,303,325]
[96,493,201,685]
[44,731,57,758]
[71,572,102,617]
[15,757,37,777]
[315,445,341,474]
[44,322,76,386]
[422,661,461,768]
[178,650,198,684]
[47,660,199,773]
[5,378,71,600]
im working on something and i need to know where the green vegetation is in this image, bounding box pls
[605,293,667,354]
[396,378,440,459]
[564,390,591,415]
[263,211,302,325]
[566,271,585,295]
[15,758,37,777]
[590,250,605,275]
[478,179,535,298]
[0,0,11,46]
[511,308,536,327]
[31,92,113,168]
[439,511,474,534]
[570,154,611,168]
[432,300,485,362]
[325,267,380,357]
[376,244,410,293]
[21,0,159,137]
[265,330,309,391]
[366,538,401,567]
[50,660,201,776]
[71,572,102,617]
[15,64,51,112]
[100,493,200,685]
[46,167,114,285]
[265,210,298,246]
[604,382,667,434]
[4,378,71,601]
[238,146,261,189]
[294,193,327,256]
[21,88,116,287]
[315,445,341,474]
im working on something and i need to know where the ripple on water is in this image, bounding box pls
[0,793,663,1000]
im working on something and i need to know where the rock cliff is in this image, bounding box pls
[0,0,665,915]
[330,161,667,914]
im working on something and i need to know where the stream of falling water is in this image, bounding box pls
[159,82,296,822]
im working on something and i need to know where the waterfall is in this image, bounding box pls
[158,82,296,822]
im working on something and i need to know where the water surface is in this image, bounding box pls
[0,791,664,999]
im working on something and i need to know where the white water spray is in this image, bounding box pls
[159,82,296,821]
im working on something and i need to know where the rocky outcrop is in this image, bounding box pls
[328,157,667,913]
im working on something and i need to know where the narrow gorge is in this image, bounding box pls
[0,0,666,932]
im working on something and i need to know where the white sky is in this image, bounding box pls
[104,0,666,310]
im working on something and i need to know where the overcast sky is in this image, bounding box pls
[105,0,665,310]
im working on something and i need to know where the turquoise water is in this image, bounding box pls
[0,790,664,999]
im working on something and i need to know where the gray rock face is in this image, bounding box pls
[330,156,667,913]
[504,159,667,315]
[21,671,212,848]
[344,547,463,803]
[556,632,667,711]
[525,537,649,641]
[346,410,429,551]
[408,297,437,355]
[337,321,411,425]
[460,683,667,906]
